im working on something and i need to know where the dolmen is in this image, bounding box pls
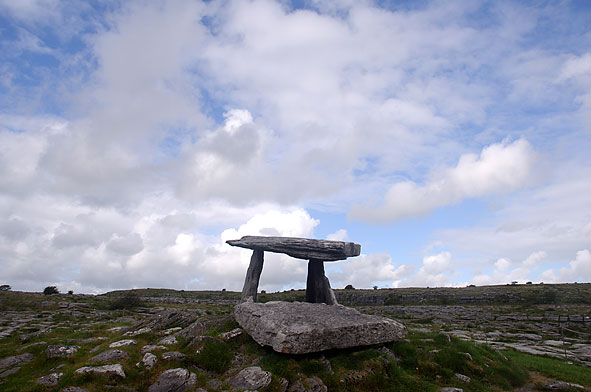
[227,236,407,354]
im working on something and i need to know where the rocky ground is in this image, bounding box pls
[0,285,590,391]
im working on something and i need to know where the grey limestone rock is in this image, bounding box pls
[36,372,63,386]
[109,339,137,348]
[89,349,129,362]
[287,376,327,392]
[161,351,186,361]
[46,345,79,358]
[0,367,21,378]
[455,373,471,383]
[141,344,168,354]
[147,368,196,392]
[440,388,463,392]
[136,352,158,370]
[226,366,272,391]
[226,236,360,261]
[544,381,585,390]
[158,335,178,345]
[61,387,89,392]
[219,327,243,341]
[0,352,34,370]
[45,345,80,358]
[234,301,406,354]
[206,378,222,390]
[75,364,126,378]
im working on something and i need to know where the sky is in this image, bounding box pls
[0,0,590,294]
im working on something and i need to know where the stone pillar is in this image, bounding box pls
[305,259,337,305]
[240,249,264,302]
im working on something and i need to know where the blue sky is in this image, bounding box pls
[1,0,590,293]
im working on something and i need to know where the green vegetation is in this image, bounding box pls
[1,286,591,391]
[505,350,591,387]
[108,291,145,310]
[42,286,59,295]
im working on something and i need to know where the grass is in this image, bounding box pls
[505,349,591,387]
[2,286,591,391]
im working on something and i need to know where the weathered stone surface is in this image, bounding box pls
[440,388,463,392]
[219,327,243,341]
[61,387,89,392]
[455,373,471,383]
[0,353,34,369]
[159,327,182,336]
[36,372,63,386]
[544,381,585,390]
[46,345,79,358]
[227,236,361,261]
[124,327,152,336]
[226,366,272,391]
[306,259,337,305]
[241,249,264,302]
[287,376,327,392]
[147,368,196,392]
[141,345,168,354]
[89,349,129,362]
[136,353,158,370]
[109,339,137,348]
[162,351,186,361]
[75,364,126,378]
[127,309,198,335]
[0,367,21,378]
[158,335,178,345]
[234,301,406,354]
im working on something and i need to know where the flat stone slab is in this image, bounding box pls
[226,236,360,261]
[234,301,406,354]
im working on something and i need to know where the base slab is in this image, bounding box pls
[234,301,407,354]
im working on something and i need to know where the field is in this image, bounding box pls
[0,283,590,391]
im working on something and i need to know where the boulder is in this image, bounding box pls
[226,366,272,391]
[36,372,63,386]
[89,349,129,362]
[61,387,89,392]
[75,364,126,378]
[148,368,196,392]
[234,301,406,354]
[136,353,158,370]
[0,353,34,370]
[46,345,80,358]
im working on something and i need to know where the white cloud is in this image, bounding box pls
[541,250,591,283]
[1,1,590,293]
[326,229,348,241]
[350,139,536,222]
[557,53,591,81]
[330,252,410,289]
[400,251,453,287]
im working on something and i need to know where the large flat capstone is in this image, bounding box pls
[234,301,406,354]
[226,236,360,261]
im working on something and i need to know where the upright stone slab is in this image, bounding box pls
[306,259,337,305]
[241,249,264,302]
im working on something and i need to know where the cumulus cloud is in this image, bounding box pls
[350,139,536,222]
[1,0,590,293]
[399,252,453,287]
[541,250,591,283]
[330,252,411,289]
